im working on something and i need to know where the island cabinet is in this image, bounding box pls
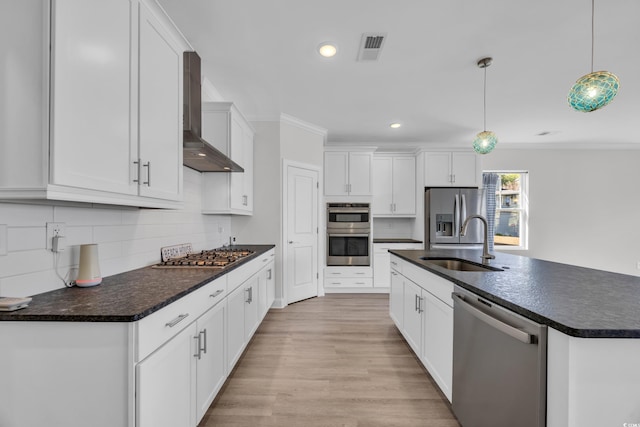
[0,248,276,427]
[201,102,255,215]
[372,156,416,217]
[422,151,480,187]
[0,0,185,208]
[373,242,423,288]
[324,150,373,196]
[389,255,453,402]
[546,328,640,427]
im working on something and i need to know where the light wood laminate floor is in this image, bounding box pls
[199,294,460,427]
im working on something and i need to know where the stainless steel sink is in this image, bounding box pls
[420,257,503,272]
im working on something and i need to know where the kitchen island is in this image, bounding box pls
[389,248,640,427]
[0,245,275,427]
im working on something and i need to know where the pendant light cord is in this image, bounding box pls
[591,0,595,73]
[483,64,487,132]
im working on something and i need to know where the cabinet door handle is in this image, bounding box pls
[165,313,189,328]
[452,174,456,183]
[143,161,151,186]
[245,288,251,303]
[200,329,207,355]
[133,159,141,184]
[391,271,397,276]
[267,269,272,280]
[210,289,224,298]
[193,335,201,359]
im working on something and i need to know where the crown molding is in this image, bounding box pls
[280,113,328,137]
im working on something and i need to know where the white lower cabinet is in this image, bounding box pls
[390,256,453,402]
[226,283,248,371]
[137,322,197,427]
[402,279,424,357]
[195,302,227,422]
[0,248,276,427]
[226,250,275,373]
[421,291,453,400]
[324,266,374,291]
[389,268,404,328]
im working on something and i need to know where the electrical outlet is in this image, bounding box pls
[46,222,66,250]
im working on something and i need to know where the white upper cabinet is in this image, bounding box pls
[372,155,416,216]
[0,0,185,208]
[137,1,183,201]
[424,151,480,187]
[324,151,373,196]
[201,102,254,215]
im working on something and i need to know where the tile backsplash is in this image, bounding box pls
[0,168,231,297]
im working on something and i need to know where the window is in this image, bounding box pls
[491,171,528,249]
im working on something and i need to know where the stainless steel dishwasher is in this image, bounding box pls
[452,285,547,427]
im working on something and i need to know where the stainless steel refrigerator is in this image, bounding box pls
[425,187,486,248]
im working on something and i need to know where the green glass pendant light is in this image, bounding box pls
[568,0,620,112]
[472,57,497,155]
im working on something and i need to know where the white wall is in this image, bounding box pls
[483,148,640,276]
[0,167,231,297]
[281,120,325,168]
[231,118,325,306]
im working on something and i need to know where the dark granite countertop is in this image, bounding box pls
[373,238,423,244]
[390,249,640,339]
[0,245,275,323]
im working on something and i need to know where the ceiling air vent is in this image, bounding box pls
[357,33,387,61]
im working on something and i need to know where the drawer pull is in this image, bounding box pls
[210,289,224,298]
[355,282,366,285]
[355,272,365,275]
[165,313,189,328]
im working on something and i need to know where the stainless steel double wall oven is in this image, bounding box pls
[326,203,371,266]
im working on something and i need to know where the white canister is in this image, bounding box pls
[76,244,102,287]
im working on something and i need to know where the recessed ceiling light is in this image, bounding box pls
[390,123,402,129]
[318,43,337,58]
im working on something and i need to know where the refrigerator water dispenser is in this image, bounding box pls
[435,214,454,237]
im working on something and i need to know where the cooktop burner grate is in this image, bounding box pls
[154,246,255,269]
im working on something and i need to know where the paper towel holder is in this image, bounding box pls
[75,244,102,287]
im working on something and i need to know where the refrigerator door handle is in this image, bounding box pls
[454,194,460,237]
[461,194,467,229]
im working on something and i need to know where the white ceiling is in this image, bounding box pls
[157,0,640,149]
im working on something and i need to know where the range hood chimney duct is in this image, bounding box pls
[183,52,243,172]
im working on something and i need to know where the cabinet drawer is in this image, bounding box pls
[403,261,453,306]
[325,266,372,278]
[227,257,262,292]
[390,255,403,274]
[324,277,373,288]
[136,277,226,362]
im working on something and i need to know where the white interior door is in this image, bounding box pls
[285,163,319,304]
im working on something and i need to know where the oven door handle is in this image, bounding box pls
[327,233,370,238]
[328,208,370,214]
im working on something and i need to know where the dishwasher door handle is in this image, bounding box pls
[453,293,532,344]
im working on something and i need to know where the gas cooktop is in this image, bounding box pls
[153,244,254,269]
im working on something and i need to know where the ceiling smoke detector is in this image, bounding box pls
[357,33,387,61]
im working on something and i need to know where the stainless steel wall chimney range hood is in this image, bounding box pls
[183,52,244,172]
